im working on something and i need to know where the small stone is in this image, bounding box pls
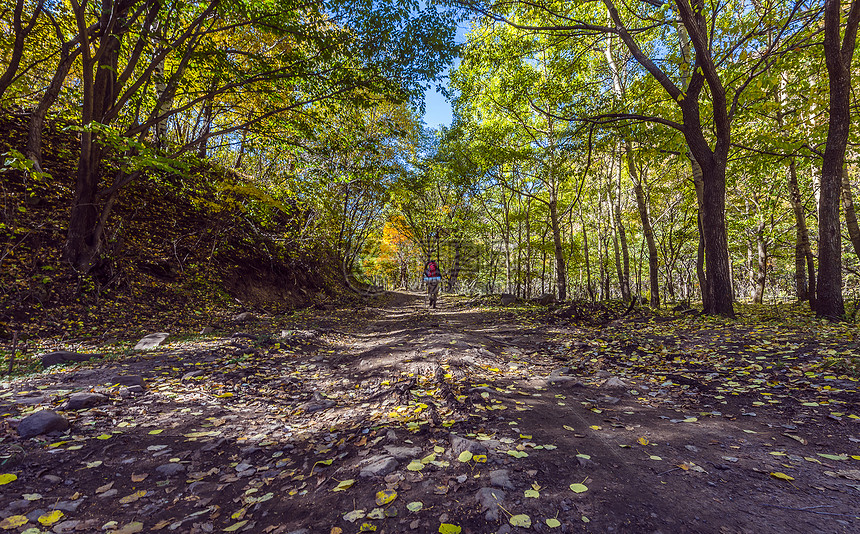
[134,333,169,350]
[601,377,628,390]
[360,455,398,477]
[52,498,84,512]
[42,474,62,484]
[98,489,118,498]
[475,487,506,521]
[383,445,422,460]
[53,519,80,533]
[300,398,335,413]
[685,445,700,453]
[496,525,512,534]
[200,327,214,335]
[17,410,69,438]
[536,293,555,305]
[449,434,487,456]
[63,392,109,411]
[156,463,186,477]
[40,351,102,368]
[182,370,205,381]
[232,312,255,323]
[106,376,145,388]
[488,469,513,489]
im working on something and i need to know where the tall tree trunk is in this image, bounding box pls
[447,240,462,292]
[581,208,595,302]
[788,157,816,305]
[632,175,660,307]
[817,0,859,320]
[752,221,767,304]
[697,158,734,316]
[549,199,567,300]
[841,165,860,258]
[26,45,80,167]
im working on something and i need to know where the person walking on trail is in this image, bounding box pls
[423,260,442,308]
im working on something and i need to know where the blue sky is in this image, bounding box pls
[423,85,453,129]
[421,21,470,129]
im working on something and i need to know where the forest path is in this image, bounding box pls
[1,293,858,533]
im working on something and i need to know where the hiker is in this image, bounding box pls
[423,260,442,308]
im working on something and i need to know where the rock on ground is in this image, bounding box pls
[133,333,169,350]
[475,487,506,521]
[62,392,109,411]
[601,376,628,390]
[17,410,69,438]
[40,351,102,368]
[449,434,488,456]
[359,455,398,478]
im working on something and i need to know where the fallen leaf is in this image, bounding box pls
[131,473,148,482]
[770,472,794,481]
[113,522,144,534]
[0,473,18,485]
[407,502,423,512]
[569,483,588,493]
[119,490,147,504]
[343,510,366,522]
[637,437,649,446]
[546,518,561,528]
[524,489,539,498]
[375,489,397,505]
[0,515,28,529]
[37,510,64,526]
[509,514,531,528]
[406,460,425,471]
[438,524,462,534]
[223,520,248,532]
[457,451,473,462]
[332,479,355,492]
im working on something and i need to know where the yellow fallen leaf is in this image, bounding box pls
[333,479,355,492]
[457,451,473,462]
[509,514,531,528]
[569,483,588,493]
[770,472,794,481]
[223,520,248,532]
[375,489,397,505]
[0,473,18,485]
[95,434,112,440]
[38,510,64,526]
[637,437,649,446]
[473,454,487,463]
[0,515,28,529]
[131,473,148,482]
[438,524,462,534]
[546,518,561,528]
[148,429,163,435]
[119,490,147,504]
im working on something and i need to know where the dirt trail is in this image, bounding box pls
[1,292,859,534]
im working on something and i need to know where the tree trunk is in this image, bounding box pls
[752,221,767,304]
[816,0,859,320]
[788,159,815,304]
[581,208,595,302]
[447,240,462,292]
[698,159,734,316]
[26,46,80,167]
[633,178,660,308]
[841,165,860,258]
[549,199,567,301]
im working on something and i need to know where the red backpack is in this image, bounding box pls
[427,262,438,277]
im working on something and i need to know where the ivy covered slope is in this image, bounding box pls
[0,113,345,340]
